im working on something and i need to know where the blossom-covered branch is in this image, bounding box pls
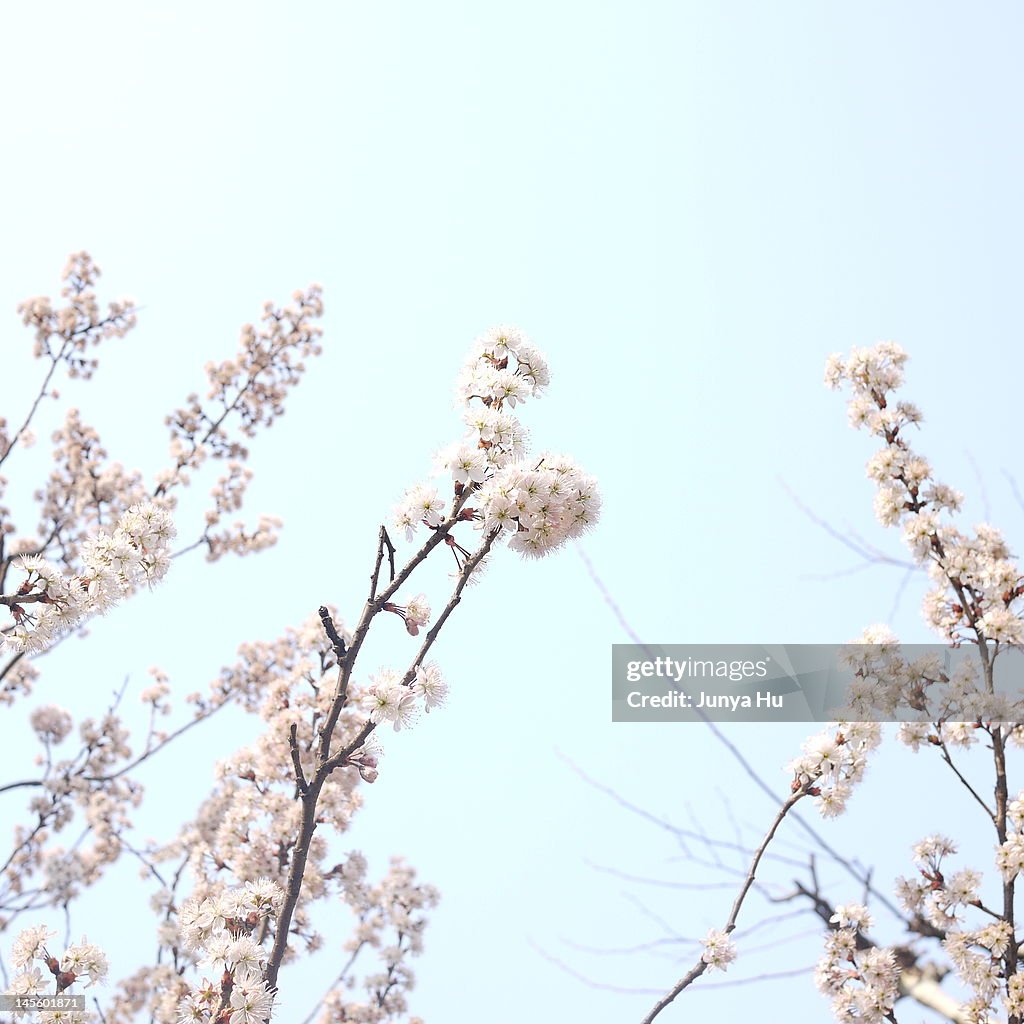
[2,314,601,1024]
[815,343,1024,1023]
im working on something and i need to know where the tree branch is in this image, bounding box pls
[642,789,807,1023]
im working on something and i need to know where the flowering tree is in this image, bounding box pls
[631,343,1024,1024]
[0,255,600,1023]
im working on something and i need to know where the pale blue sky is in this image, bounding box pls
[3,3,1024,1022]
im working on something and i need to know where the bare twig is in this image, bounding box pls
[0,338,71,472]
[369,525,397,600]
[936,737,995,821]
[575,548,906,922]
[777,478,916,577]
[583,860,747,891]
[641,789,807,1023]
[298,942,367,1024]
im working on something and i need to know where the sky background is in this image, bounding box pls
[3,2,1024,1022]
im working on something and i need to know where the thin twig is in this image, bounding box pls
[641,790,807,1023]
[936,738,995,821]
[576,548,907,922]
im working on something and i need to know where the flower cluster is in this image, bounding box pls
[996,794,1024,884]
[821,345,1024,1024]
[177,611,365,891]
[316,857,439,1024]
[0,255,330,724]
[454,324,549,413]
[159,284,324,560]
[3,706,139,914]
[826,634,1024,749]
[894,835,983,933]
[8,925,109,1018]
[814,904,899,1022]
[786,721,882,817]
[202,463,285,561]
[941,919,1014,1020]
[23,407,150,575]
[2,290,602,1024]
[1,502,175,654]
[382,594,431,636]
[700,928,737,972]
[173,880,283,1024]
[393,326,600,559]
[826,342,1024,647]
[356,663,448,733]
[29,703,74,744]
[15,251,136,376]
[358,668,419,732]
[478,453,600,559]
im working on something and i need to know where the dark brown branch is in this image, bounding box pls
[316,487,474,762]
[0,593,49,608]
[369,525,397,600]
[0,651,26,688]
[0,779,44,796]
[317,606,347,663]
[320,722,375,776]
[288,724,307,796]
[399,528,498,686]
[268,508,491,992]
